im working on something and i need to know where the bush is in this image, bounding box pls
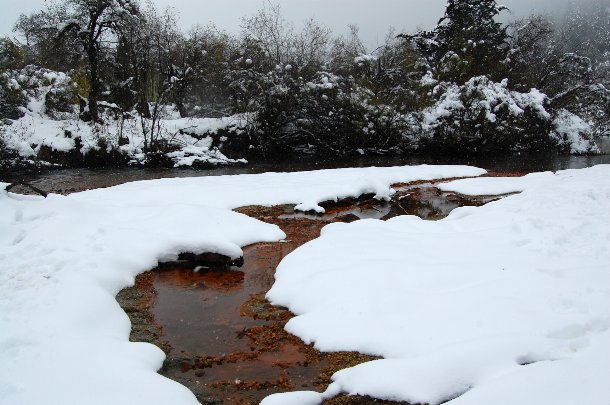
[243,67,411,156]
[419,77,560,154]
[82,138,129,168]
[0,74,26,120]
[551,109,599,154]
[45,87,76,119]
[0,37,26,70]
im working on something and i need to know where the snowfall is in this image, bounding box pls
[1,164,609,405]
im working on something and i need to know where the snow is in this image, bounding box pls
[420,71,438,86]
[265,165,610,405]
[165,143,247,168]
[437,171,556,196]
[423,83,464,127]
[3,111,249,166]
[354,54,377,65]
[162,115,250,138]
[423,77,553,130]
[552,109,599,154]
[0,164,485,405]
[261,391,323,405]
[513,87,550,120]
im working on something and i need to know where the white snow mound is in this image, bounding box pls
[266,165,610,405]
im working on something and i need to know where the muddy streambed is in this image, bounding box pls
[116,180,507,405]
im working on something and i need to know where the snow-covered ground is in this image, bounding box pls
[264,165,610,405]
[0,164,485,405]
[1,66,248,167]
[4,110,249,167]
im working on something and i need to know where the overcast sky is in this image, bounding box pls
[1,0,576,47]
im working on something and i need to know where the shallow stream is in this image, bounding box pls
[116,183,504,405]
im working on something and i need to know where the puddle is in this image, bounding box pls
[143,213,360,404]
[152,268,258,356]
[389,184,501,220]
[280,184,500,223]
[116,183,505,404]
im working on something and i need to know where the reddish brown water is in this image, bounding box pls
[153,268,256,356]
[151,212,342,404]
[152,238,296,359]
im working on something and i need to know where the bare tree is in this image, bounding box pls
[291,18,331,68]
[330,24,367,74]
[240,1,291,66]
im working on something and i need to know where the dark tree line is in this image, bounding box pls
[1,0,609,159]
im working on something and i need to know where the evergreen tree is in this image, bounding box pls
[406,0,509,83]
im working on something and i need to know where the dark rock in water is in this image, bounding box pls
[320,193,377,209]
[158,252,244,269]
[335,213,361,223]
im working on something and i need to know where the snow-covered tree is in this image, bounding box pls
[404,0,509,83]
[14,7,82,72]
[0,37,26,70]
[29,0,142,122]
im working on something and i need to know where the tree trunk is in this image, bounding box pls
[175,95,187,118]
[137,69,151,118]
[87,45,100,122]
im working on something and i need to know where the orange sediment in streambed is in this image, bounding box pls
[117,182,507,404]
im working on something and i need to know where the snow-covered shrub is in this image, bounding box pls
[0,37,26,70]
[0,72,27,120]
[551,109,599,154]
[0,64,249,168]
[45,87,77,120]
[242,65,413,156]
[81,137,130,168]
[419,77,564,154]
[0,131,25,171]
[251,68,359,154]
[1,65,77,120]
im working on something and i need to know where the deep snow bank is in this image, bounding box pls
[264,165,610,405]
[0,164,484,405]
